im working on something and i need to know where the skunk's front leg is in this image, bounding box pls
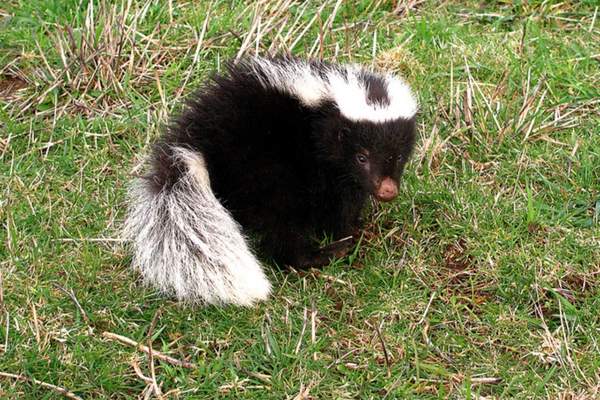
[268,229,353,270]
[312,236,355,263]
[293,237,354,270]
[330,191,368,239]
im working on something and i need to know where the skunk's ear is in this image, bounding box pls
[338,127,350,142]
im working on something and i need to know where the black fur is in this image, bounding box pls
[146,57,416,268]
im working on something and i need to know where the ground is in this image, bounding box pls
[1,0,599,399]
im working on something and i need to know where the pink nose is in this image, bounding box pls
[374,177,398,202]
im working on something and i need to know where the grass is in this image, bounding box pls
[1,0,599,398]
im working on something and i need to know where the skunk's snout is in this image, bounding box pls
[373,177,398,202]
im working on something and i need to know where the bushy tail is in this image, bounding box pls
[123,147,271,306]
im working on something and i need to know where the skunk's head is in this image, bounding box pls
[340,118,415,202]
[311,63,417,202]
[320,115,416,202]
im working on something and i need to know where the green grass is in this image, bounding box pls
[1,0,599,398]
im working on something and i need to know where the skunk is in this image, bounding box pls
[123,56,418,306]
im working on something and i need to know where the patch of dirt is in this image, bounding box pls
[527,222,549,245]
[562,273,589,294]
[443,238,472,272]
[560,269,599,297]
[435,239,496,308]
[0,75,27,101]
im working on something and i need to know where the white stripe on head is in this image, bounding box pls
[331,65,418,122]
[249,57,418,123]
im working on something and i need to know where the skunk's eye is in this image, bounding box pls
[356,154,368,164]
[396,155,403,163]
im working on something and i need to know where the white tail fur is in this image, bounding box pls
[123,147,271,306]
